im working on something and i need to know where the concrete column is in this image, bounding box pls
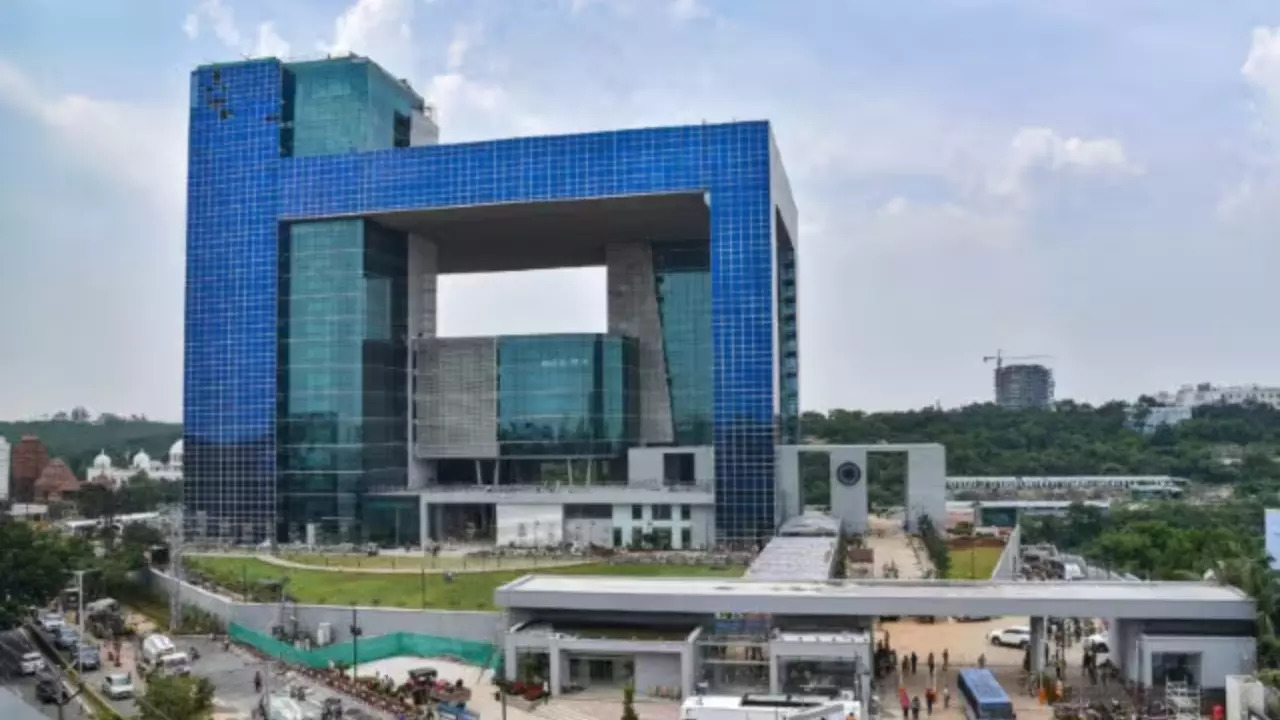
[1029,616,1046,676]
[768,649,780,694]
[549,641,562,696]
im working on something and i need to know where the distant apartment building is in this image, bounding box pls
[1128,405,1195,435]
[0,437,9,502]
[994,363,1054,409]
[1155,383,1280,409]
[11,436,49,503]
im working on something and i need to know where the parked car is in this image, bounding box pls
[988,626,1031,648]
[54,626,80,650]
[75,644,101,671]
[35,677,69,704]
[101,672,136,700]
[19,651,45,675]
[38,612,65,633]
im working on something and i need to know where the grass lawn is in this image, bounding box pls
[277,552,584,572]
[946,545,1004,579]
[186,557,742,611]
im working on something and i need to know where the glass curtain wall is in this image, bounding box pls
[777,228,799,443]
[653,241,713,445]
[277,219,407,543]
[496,335,638,456]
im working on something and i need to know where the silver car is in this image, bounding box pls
[101,672,135,700]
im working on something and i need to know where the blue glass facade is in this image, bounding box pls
[185,56,797,543]
[496,334,638,457]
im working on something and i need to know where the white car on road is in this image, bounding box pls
[101,673,136,700]
[19,651,45,675]
[988,626,1031,648]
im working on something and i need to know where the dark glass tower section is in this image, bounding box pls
[276,219,407,544]
[496,334,639,457]
[653,242,713,446]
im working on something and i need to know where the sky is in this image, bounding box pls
[2,0,1280,421]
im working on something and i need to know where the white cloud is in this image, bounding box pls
[323,0,416,75]
[1218,27,1280,222]
[446,23,481,71]
[989,126,1137,196]
[670,0,709,22]
[863,196,1022,250]
[183,0,242,48]
[1242,26,1280,111]
[254,22,291,59]
[0,60,184,209]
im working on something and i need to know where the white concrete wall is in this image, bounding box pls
[1138,635,1255,689]
[564,518,612,547]
[150,569,503,645]
[634,652,683,695]
[496,505,565,547]
[611,503,704,548]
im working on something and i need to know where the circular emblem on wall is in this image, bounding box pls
[836,462,863,488]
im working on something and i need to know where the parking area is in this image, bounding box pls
[183,636,394,719]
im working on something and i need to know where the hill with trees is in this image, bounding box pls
[0,410,181,479]
[799,400,1280,507]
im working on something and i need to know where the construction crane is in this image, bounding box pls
[982,350,1052,373]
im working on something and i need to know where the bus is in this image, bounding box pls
[956,668,1013,720]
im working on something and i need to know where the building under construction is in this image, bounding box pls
[995,363,1055,409]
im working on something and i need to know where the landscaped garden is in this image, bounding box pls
[185,556,743,610]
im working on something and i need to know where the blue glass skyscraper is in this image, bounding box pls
[184,55,798,546]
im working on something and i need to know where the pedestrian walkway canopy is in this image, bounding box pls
[496,576,1254,621]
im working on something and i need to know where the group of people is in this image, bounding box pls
[874,639,954,719]
[900,684,951,719]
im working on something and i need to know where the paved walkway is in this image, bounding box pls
[186,551,591,575]
[864,515,934,579]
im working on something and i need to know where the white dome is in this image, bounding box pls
[92,450,112,469]
[168,439,184,466]
[131,451,152,470]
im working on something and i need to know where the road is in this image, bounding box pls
[0,628,90,719]
[27,622,136,718]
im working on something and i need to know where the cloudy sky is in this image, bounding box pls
[2,0,1280,421]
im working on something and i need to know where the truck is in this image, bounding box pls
[140,633,192,676]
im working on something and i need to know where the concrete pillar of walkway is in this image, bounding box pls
[549,641,563,696]
[504,634,518,682]
[768,649,780,694]
[1029,616,1046,677]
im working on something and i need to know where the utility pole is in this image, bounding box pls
[72,570,87,637]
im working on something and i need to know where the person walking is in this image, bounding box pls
[925,687,935,715]
[978,652,986,669]
[941,648,949,672]
[911,695,921,720]
[943,687,951,710]
[902,655,910,678]
[910,652,918,675]
[254,670,263,694]
[927,652,935,677]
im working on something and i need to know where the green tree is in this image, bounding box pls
[138,674,215,720]
[0,521,90,628]
[621,684,639,720]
